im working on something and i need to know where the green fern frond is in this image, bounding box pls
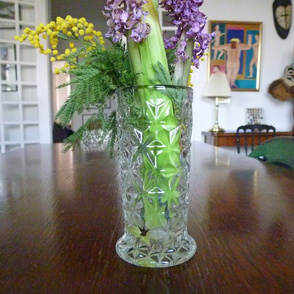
[55,97,77,126]
[104,111,117,157]
[55,40,134,126]
[150,61,172,85]
[150,62,184,107]
[166,48,176,77]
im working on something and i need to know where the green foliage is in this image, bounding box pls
[151,62,186,111]
[150,61,172,85]
[165,48,176,77]
[55,40,179,155]
[55,41,135,153]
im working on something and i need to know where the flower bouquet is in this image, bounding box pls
[16,0,213,267]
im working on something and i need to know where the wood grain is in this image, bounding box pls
[202,131,292,147]
[0,143,294,294]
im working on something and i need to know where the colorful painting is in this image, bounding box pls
[208,21,263,91]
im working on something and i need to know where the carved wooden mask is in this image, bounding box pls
[273,0,292,39]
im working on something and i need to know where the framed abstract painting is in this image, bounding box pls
[208,20,263,91]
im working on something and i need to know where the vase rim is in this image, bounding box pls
[118,84,193,91]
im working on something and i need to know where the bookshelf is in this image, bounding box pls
[0,0,51,153]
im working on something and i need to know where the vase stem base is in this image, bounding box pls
[116,234,197,268]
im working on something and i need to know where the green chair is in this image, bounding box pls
[249,136,294,170]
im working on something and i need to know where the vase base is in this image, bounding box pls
[115,234,197,268]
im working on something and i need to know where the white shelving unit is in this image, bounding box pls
[0,0,51,153]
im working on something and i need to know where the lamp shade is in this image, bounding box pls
[202,71,232,98]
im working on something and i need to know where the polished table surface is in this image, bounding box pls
[0,143,294,294]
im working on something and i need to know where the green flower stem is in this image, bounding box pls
[139,88,181,229]
[127,0,169,85]
[127,1,182,230]
[173,32,194,86]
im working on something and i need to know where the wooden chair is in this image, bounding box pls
[236,124,276,155]
[249,136,294,170]
[53,122,74,143]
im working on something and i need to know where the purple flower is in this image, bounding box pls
[129,23,151,43]
[164,35,179,49]
[103,0,150,43]
[160,0,214,64]
[176,40,188,61]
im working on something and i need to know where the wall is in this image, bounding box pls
[36,0,52,144]
[193,0,293,141]
[51,0,294,142]
[50,0,108,47]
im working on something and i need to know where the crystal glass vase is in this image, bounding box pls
[115,85,196,268]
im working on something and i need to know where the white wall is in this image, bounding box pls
[36,0,52,144]
[192,0,294,142]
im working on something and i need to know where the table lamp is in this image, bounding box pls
[202,70,232,132]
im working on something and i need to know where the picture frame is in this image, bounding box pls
[246,108,263,124]
[208,20,262,91]
[82,113,94,125]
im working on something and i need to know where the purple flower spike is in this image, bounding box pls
[176,40,188,62]
[129,23,151,43]
[103,0,150,43]
[160,0,214,65]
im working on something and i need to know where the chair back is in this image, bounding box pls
[236,124,276,155]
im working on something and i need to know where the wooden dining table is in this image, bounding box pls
[0,142,294,294]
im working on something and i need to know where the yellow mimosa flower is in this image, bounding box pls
[85,28,92,34]
[56,16,63,24]
[15,15,107,79]
[24,27,31,34]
